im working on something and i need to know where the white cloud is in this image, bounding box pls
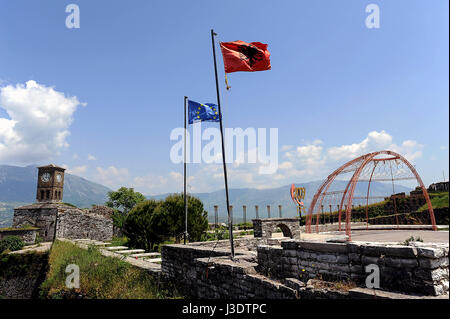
[170,130,424,193]
[0,80,85,164]
[88,130,425,195]
[280,145,294,152]
[95,166,130,190]
[63,164,88,176]
[440,146,448,151]
[326,130,423,162]
[132,171,196,195]
[87,154,97,161]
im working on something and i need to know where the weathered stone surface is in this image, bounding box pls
[417,247,447,259]
[299,241,348,254]
[0,228,37,245]
[316,254,338,263]
[161,237,449,298]
[13,203,114,242]
[253,218,301,240]
[384,245,418,258]
[281,240,299,250]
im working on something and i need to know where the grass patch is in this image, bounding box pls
[40,240,181,299]
[108,236,129,247]
[400,236,423,246]
[418,192,449,212]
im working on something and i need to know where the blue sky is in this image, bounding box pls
[0,0,448,195]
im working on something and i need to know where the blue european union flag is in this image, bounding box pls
[188,100,220,124]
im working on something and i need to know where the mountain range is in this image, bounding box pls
[0,164,411,227]
[0,164,111,227]
[150,180,411,223]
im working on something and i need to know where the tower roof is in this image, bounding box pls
[37,164,66,170]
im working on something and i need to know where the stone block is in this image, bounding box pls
[384,245,417,258]
[329,264,350,273]
[360,245,386,257]
[361,255,380,265]
[297,250,310,260]
[299,241,348,254]
[336,255,349,264]
[349,265,363,273]
[317,254,338,263]
[284,249,297,257]
[417,247,446,259]
[348,253,361,263]
[281,240,299,250]
[385,257,418,269]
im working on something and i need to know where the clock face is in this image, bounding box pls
[56,173,62,183]
[41,172,51,183]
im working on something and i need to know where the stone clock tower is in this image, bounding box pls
[36,164,65,203]
[13,163,113,242]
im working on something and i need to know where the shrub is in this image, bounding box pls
[401,236,424,246]
[124,194,208,250]
[0,236,25,253]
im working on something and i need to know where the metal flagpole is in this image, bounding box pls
[211,29,235,258]
[184,96,188,245]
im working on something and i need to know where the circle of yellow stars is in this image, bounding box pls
[197,104,218,120]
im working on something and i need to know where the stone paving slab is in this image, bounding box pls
[130,252,160,258]
[145,258,162,263]
[115,249,145,255]
[8,242,53,254]
[348,229,449,243]
[105,246,128,250]
[348,287,449,299]
[92,242,109,246]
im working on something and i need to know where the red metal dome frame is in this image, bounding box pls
[306,150,437,240]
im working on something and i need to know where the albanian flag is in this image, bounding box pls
[220,40,271,73]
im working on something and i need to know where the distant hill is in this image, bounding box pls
[0,164,413,226]
[149,181,412,223]
[0,164,112,227]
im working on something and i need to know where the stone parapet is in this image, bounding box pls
[257,239,449,296]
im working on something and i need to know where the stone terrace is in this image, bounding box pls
[161,236,449,298]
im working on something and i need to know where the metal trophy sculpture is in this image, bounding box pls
[290,184,306,227]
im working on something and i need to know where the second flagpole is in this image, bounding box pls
[211,29,235,258]
[184,96,188,245]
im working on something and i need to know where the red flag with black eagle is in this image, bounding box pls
[220,40,271,73]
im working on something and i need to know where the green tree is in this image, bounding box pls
[123,200,163,251]
[105,187,146,228]
[156,194,209,242]
[123,194,209,250]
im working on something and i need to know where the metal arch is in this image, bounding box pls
[307,150,437,239]
[337,158,375,232]
[365,161,379,230]
[343,150,437,240]
[306,154,369,233]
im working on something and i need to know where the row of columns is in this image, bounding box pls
[213,205,283,225]
[212,204,366,226]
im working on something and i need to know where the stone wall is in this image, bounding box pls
[187,237,281,252]
[13,203,114,242]
[253,218,301,239]
[55,207,113,241]
[257,240,449,296]
[161,243,300,298]
[162,238,448,298]
[13,203,60,241]
[0,252,49,299]
[0,228,37,245]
